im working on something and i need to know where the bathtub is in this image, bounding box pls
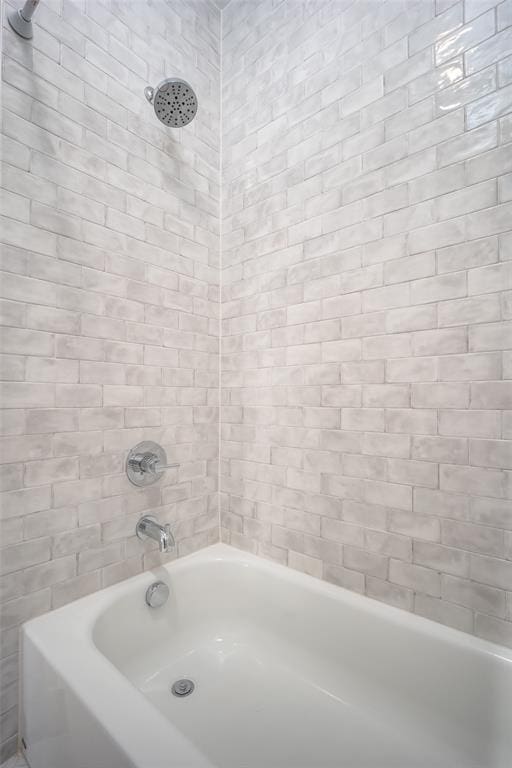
[21,543,512,768]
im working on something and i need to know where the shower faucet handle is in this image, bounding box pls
[145,456,180,474]
[126,441,179,487]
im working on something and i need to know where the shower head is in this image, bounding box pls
[144,78,198,128]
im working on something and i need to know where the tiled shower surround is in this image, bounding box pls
[0,0,511,760]
[0,0,220,759]
[220,0,512,646]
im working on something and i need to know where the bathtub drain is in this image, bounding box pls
[171,678,195,697]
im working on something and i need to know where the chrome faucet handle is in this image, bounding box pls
[146,457,179,474]
[126,441,179,486]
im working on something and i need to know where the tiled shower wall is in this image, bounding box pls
[220,0,512,646]
[0,0,219,759]
[1,0,512,760]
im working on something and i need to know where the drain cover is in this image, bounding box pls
[171,678,195,697]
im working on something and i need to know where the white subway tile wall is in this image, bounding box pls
[0,0,220,760]
[220,0,512,651]
[1,0,512,762]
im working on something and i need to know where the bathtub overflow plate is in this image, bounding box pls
[171,678,195,697]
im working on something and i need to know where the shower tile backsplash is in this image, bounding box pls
[0,0,219,760]
[220,0,512,647]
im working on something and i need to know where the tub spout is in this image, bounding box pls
[136,515,174,553]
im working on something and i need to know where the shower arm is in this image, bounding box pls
[8,0,41,39]
[19,0,40,20]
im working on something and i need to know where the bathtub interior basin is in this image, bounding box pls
[22,544,512,768]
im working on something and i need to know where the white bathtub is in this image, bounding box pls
[22,543,512,768]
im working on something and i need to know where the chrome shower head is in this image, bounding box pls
[144,78,198,128]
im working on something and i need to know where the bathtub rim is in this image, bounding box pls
[22,542,512,663]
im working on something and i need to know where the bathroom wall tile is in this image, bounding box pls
[0,539,51,578]
[471,553,512,590]
[288,551,323,579]
[389,560,441,597]
[466,83,512,129]
[438,123,497,168]
[465,26,512,74]
[323,563,365,593]
[475,612,512,645]
[436,237,498,273]
[0,0,220,756]
[412,383,470,408]
[465,0,499,22]
[438,351,501,380]
[0,590,51,632]
[469,438,512,469]
[413,541,470,577]
[414,593,474,632]
[366,576,414,611]
[438,409,501,437]
[442,573,506,616]
[470,381,512,408]
[52,571,102,610]
[1,4,511,758]
[440,464,508,497]
[435,10,495,65]
[221,0,512,651]
[469,322,512,353]
[389,509,441,541]
[441,519,504,556]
